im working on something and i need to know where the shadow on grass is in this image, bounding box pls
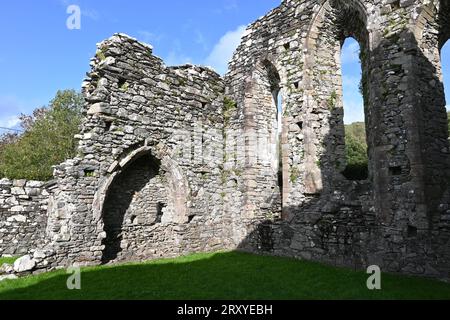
[1,251,450,300]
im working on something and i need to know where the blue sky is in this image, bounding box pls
[0,1,448,133]
[342,38,450,124]
[342,38,365,124]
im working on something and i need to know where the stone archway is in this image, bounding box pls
[302,0,370,192]
[95,145,190,264]
[101,151,168,263]
[241,58,285,219]
[412,0,450,222]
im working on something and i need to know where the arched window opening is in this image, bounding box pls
[276,91,283,130]
[441,41,450,133]
[250,59,283,215]
[341,37,369,181]
[276,91,283,196]
[264,61,283,200]
[303,0,370,191]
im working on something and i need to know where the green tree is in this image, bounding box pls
[343,122,369,180]
[0,90,83,181]
[0,132,19,151]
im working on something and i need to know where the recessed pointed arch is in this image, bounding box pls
[91,145,190,263]
[241,57,286,218]
[413,0,450,51]
[301,0,371,192]
[411,0,450,218]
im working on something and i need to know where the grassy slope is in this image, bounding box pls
[0,257,17,265]
[0,252,449,300]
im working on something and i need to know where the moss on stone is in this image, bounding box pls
[223,96,237,126]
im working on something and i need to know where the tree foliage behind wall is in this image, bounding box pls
[0,90,83,181]
[343,122,369,180]
[0,88,373,182]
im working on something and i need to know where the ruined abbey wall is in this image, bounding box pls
[0,179,49,256]
[2,0,450,280]
[34,34,236,268]
[226,0,450,278]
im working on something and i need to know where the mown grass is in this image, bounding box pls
[0,251,449,300]
[0,256,18,265]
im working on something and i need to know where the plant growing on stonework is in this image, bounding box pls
[0,90,84,181]
[223,96,237,126]
[328,90,338,110]
[290,166,300,183]
[96,47,107,62]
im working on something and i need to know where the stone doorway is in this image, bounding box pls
[101,153,167,263]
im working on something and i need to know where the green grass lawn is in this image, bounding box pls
[0,256,18,265]
[0,251,449,300]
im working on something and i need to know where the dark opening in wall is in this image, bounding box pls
[188,215,196,223]
[118,77,127,90]
[283,42,290,51]
[391,0,400,10]
[408,225,418,238]
[257,222,274,252]
[341,37,368,181]
[156,202,166,223]
[389,166,402,176]
[105,120,112,131]
[84,169,95,177]
[101,153,166,264]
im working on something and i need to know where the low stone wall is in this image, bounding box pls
[0,179,49,256]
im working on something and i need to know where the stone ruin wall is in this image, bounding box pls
[2,0,450,280]
[37,34,236,268]
[226,0,450,278]
[0,179,50,256]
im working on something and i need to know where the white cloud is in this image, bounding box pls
[343,99,365,124]
[138,31,164,45]
[161,38,194,66]
[342,75,360,89]
[81,8,100,21]
[204,25,247,75]
[0,116,20,129]
[0,95,38,130]
[213,0,239,14]
[156,25,247,74]
[195,30,208,52]
[164,51,193,67]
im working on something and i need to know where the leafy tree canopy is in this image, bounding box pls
[343,122,368,180]
[0,90,83,181]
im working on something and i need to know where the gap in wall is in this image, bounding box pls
[442,41,450,136]
[341,37,368,181]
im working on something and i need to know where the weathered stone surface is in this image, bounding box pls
[0,263,13,275]
[0,179,49,256]
[13,255,36,273]
[1,0,450,281]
